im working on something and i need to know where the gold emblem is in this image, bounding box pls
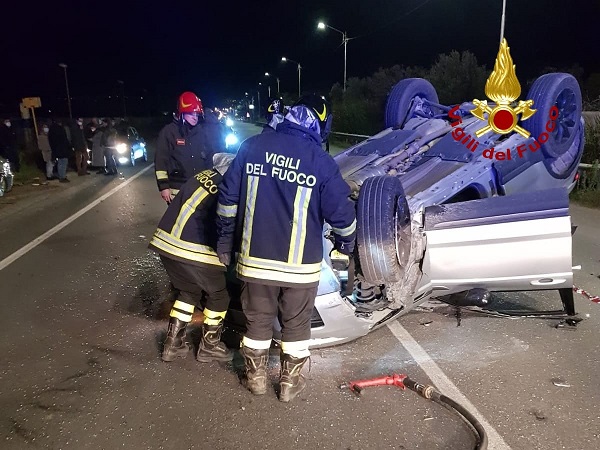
[471,39,536,138]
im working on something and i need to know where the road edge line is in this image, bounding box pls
[0,164,155,271]
[387,320,511,450]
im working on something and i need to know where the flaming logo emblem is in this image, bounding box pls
[472,39,536,138]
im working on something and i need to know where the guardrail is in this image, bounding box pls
[330,131,371,139]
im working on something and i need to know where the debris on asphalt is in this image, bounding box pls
[531,409,547,421]
[423,416,434,421]
[551,378,571,388]
[419,320,433,326]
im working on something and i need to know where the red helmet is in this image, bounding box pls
[178,91,203,114]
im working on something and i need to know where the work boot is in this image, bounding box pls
[240,346,270,395]
[161,317,191,362]
[279,352,309,403]
[196,322,233,362]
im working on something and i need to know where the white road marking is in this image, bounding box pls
[0,165,155,272]
[387,321,511,450]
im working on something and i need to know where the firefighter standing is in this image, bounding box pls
[262,98,285,133]
[216,95,356,402]
[155,91,225,204]
[149,153,235,362]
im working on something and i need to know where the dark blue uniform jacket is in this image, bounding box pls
[216,120,356,287]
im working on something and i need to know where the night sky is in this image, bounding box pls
[1,0,597,116]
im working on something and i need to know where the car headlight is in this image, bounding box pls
[225,133,238,147]
[225,118,234,127]
[116,143,127,154]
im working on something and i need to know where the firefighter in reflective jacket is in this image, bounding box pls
[149,153,235,363]
[155,91,225,204]
[216,95,356,402]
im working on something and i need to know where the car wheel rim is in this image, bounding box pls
[554,88,577,145]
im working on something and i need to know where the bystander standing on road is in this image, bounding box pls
[216,95,356,402]
[101,118,118,176]
[38,124,55,180]
[71,118,90,176]
[154,91,225,204]
[0,118,20,172]
[48,118,72,183]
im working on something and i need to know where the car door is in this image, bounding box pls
[417,188,573,297]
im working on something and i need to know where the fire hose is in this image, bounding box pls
[340,374,488,450]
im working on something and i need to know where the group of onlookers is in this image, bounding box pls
[37,117,120,182]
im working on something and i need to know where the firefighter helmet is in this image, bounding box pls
[288,94,332,142]
[178,91,204,114]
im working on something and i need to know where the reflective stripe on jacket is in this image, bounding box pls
[149,168,225,270]
[217,120,356,287]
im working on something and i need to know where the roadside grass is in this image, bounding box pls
[13,162,44,185]
[570,189,600,208]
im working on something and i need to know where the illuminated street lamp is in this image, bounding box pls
[58,63,72,118]
[281,56,301,98]
[317,21,352,92]
[264,72,281,96]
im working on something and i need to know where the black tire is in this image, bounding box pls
[385,78,439,129]
[522,73,582,159]
[130,151,136,166]
[357,176,411,284]
[0,175,6,197]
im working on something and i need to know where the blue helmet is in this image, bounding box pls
[287,94,332,142]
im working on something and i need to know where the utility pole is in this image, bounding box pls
[58,63,72,118]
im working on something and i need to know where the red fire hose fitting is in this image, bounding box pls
[340,373,407,395]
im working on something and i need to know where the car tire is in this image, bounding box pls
[143,149,148,162]
[0,175,6,197]
[384,78,439,129]
[522,73,582,160]
[357,176,411,284]
[130,151,136,167]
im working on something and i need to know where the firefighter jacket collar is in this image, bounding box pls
[276,120,322,146]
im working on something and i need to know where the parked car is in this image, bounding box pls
[225,72,584,348]
[0,156,14,197]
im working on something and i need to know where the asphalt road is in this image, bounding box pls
[1,121,599,449]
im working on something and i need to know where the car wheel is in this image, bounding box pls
[384,78,439,129]
[130,151,136,166]
[357,176,411,284]
[0,175,6,197]
[143,149,148,162]
[522,73,582,160]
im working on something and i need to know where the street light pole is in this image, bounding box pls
[276,77,280,96]
[264,72,272,98]
[58,63,72,118]
[117,80,126,118]
[499,0,507,44]
[318,22,351,92]
[281,57,302,98]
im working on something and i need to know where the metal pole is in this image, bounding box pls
[60,64,72,119]
[268,85,271,98]
[257,90,261,118]
[277,77,280,96]
[298,64,301,98]
[343,32,347,92]
[500,0,507,44]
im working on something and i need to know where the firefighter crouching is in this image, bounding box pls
[149,153,235,362]
[155,91,225,204]
[216,95,356,402]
